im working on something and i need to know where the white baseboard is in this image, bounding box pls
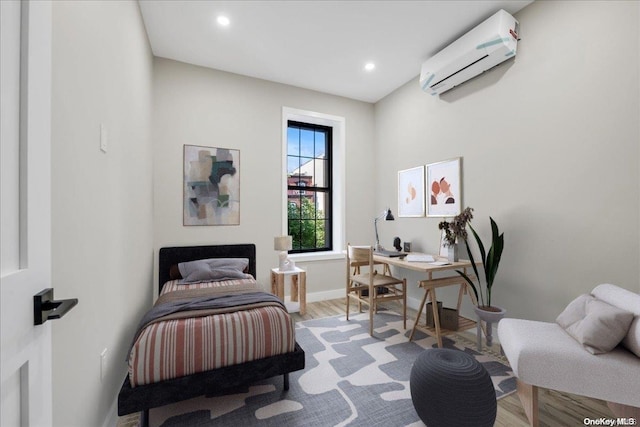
[103,394,118,427]
[103,368,130,427]
[305,288,344,303]
[287,289,423,313]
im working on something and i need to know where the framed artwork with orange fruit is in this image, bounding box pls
[397,166,425,217]
[426,157,462,217]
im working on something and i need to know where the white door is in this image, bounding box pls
[1,1,54,426]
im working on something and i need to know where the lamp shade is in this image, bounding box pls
[385,209,395,221]
[274,235,293,251]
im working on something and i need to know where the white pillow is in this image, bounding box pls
[592,284,640,357]
[556,294,634,354]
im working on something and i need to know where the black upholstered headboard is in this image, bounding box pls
[158,244,257,294]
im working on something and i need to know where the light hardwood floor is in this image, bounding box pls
[293,298,615,427]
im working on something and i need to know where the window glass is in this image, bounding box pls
[287,121,332,253]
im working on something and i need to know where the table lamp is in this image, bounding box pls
[274,235,294,271]
[374,208,394,251]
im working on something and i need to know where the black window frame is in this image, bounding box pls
[287,120,333,254]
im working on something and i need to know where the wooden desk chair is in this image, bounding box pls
[346,244,407,336]
[348,258,391,313]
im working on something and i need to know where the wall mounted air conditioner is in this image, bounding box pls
[420,9,519,96]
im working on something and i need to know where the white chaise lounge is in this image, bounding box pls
[498,284,640,426]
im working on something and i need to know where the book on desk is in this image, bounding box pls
[373,250,406,258]
[405,253,436,263]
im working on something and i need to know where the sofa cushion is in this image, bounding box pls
[498,318,640,407]
[556,293,634,354]
[592,284,640,358]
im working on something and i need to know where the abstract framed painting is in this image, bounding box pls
[183,144,240,226]
[397,166,425,217]
[426,157,462,217]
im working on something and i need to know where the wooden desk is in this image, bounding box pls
[372,254,478,347]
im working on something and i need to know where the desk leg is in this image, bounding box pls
[456,284,465,311]
[291,274,299,302]
[462,282,488,350]
[409,285,430,341]
[464,282,479,307]
[430,287,443,348]
[456,284,470,343]
[402,279,407,330]
[368,283,374,336]
[299,271,306,315]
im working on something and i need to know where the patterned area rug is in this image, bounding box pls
[146,311,515,427]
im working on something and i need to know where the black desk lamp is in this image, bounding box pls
[374,208,394,251]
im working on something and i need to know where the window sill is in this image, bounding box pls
[290,251,345,263]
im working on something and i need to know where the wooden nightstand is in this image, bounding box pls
[270,267,306,315]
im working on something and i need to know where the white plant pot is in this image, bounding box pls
[474,305,506,323]
[474,305,506,349]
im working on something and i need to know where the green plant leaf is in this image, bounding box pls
[468,224,489,290]
[461,238,484,307]
[462,217,505,308]
[468,224,486,265]
[486,218,504,288]
[456,270,479,305]
[484,218,504,307]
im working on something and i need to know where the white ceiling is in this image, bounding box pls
[139,0,533,103]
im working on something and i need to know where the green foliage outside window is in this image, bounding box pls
[288,198,326,250]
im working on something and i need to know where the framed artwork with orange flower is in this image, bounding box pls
[397,166,425,217]
[426,157,462,217]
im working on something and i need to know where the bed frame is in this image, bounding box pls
[117,244,305,425]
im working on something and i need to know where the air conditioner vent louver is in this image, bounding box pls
[420,9,519,96]
[430,54,489,89]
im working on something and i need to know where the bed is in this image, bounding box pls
[117,244,305,425]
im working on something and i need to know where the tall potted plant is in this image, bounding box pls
[456,216,505,347]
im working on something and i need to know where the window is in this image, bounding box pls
[282,107,345,261]
[286,121,332,253]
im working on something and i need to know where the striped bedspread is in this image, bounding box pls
[128,278,295,387]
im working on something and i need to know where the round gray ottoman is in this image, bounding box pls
[410,348,496,427]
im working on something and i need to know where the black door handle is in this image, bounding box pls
[34,288,78,325]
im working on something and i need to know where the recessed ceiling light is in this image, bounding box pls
[364,62,376,72]
[217,15,230,27]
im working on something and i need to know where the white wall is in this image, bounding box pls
[374,0,640,321]
[51,1,154,426]
[46,1,639,424]
[152,58,375,296]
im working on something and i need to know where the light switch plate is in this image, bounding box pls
[100,348,107,381]
[100,124,108,153]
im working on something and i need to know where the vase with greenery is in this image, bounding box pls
[438,207,474,262]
